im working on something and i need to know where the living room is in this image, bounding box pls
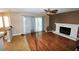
[1,0,79,59]
[0,8,79,51]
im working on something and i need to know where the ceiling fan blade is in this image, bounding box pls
[44,9,58,15]
[51,10,58,13]
[44,9,58,13]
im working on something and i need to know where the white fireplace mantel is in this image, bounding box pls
[53,23,79,41]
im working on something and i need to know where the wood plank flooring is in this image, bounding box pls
[4,32,76,51]
[27,32,76,51]
[4,35,30,51]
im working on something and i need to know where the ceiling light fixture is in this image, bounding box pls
[44,8,58,16]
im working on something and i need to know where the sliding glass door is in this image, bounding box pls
[23,16,44,34]
[23,16,34,34]
[35,17,44,32]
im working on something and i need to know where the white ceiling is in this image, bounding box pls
[0,8,79,13]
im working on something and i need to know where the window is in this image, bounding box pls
[4,16,9,27]
[0,16,9,28]
[0,16,3,28]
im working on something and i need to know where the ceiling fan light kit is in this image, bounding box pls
[44,9,58,16]
[46,12,56,15]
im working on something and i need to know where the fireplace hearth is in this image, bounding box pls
[53,23,79,41]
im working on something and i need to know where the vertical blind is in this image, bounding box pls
[24,16,44,34]
[35,17,43,32]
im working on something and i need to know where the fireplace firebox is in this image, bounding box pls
[60,27,71,35]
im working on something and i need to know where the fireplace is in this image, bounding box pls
[53,23,79,41]
[77,27,79,38]
[60,27,71,35]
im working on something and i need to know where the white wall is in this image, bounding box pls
[10,12,49,36]
[10,13,23,35]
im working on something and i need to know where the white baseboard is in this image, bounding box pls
[12,33,21,36]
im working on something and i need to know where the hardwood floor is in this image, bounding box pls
[4,35,30,51]
[3,32,76,51]
[27,32,76,51]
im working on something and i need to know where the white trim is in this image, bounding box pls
[12,33,21,36]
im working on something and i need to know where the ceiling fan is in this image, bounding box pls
[44,8,58,15]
